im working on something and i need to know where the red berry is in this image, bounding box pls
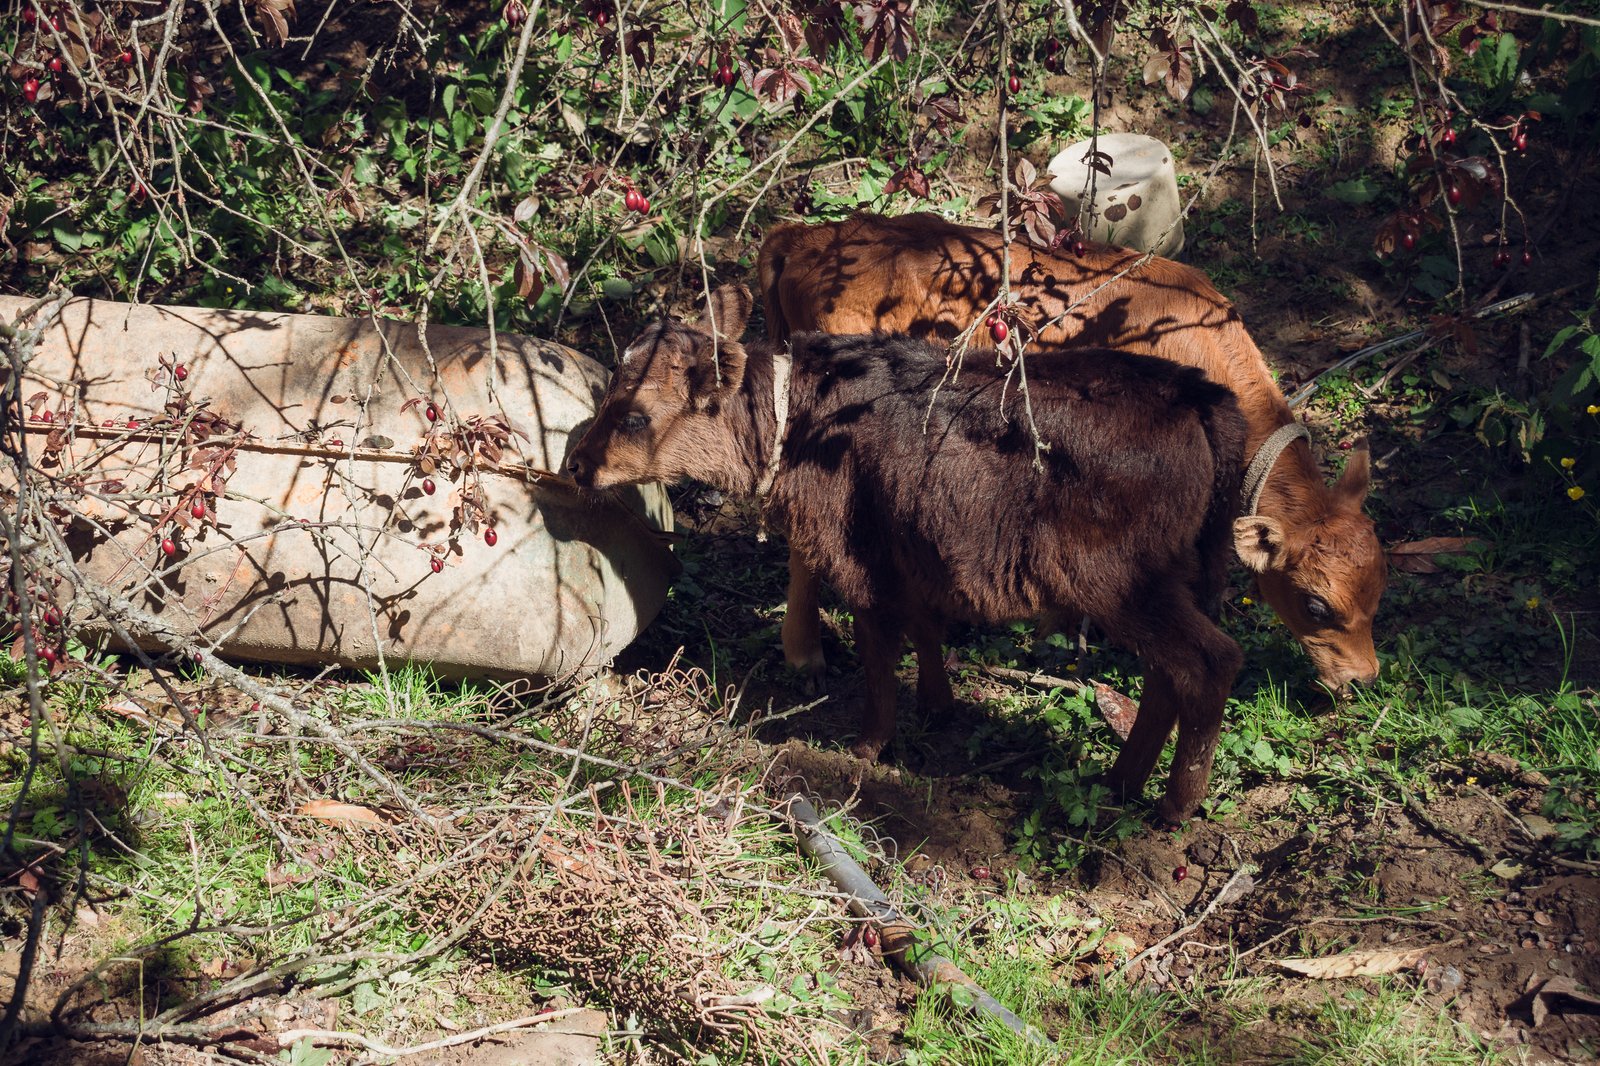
[49,16,61,31]
[23,77,39,102]
[1515,132,1527,152]
[639,196,650,214]
[595,10,608,26]
[41,646,57,664]
[1441,128,1455,146]
[47,57,62,73]
[173,364,187,381]
[191,500,206,519]
[1447,184,1462,206]
[1339,440,1353,450]
[970,866,992,879]
[990,320,1008,343]
[485,527,498,546]
[1046,36,1060,55]
[1493,251,1507,268]
[161,538,176,556]
[119,51,133,66]
[1044,55,1058,73]
[1072,240,1086,258]
[328,438,342,448]
[127,417,138,428]
[862,926,879,948]
[251,702,261,712]
[1522,250,1532,266]
[720,65,736,88]
[1174,865,1188,882]
[430,557,443,573]
[22,7,35,23]
[624,188,640,211]
[39,409,53,423]
[103,420,114,427]
[130,181,146,202]
[422,478,436,495]
[1008,75,1021,93]
[1402,232,1416,251]
[983,314,996,329]
[425,404,438,421]
[43,609,60,626]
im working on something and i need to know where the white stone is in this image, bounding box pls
[1047,133,1185,258]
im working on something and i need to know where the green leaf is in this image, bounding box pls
[1326,177,1383,204]
[442,82,459,115]
[1544,325,1579,359]
[52,225,83,252]
[1419,255,1457,281]
[451,109,474,150]
[372,99,406,132]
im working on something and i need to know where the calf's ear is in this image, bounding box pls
[696,283,753,343]
[1234,516,1288,573]
[1333,435,1371,506]
[687,284,753,403]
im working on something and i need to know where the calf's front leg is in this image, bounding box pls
[782,551,827,690]
[849,606,903,760]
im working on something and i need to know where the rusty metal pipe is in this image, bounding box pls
[781,793,1052,1048]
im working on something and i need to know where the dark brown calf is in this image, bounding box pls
[567,285,1248,823]
[759,211,1384,693]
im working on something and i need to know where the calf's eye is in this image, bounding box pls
[622,412,650,433]
[1305,596,1332,622]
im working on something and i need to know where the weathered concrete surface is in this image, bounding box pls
[0,296,679,677]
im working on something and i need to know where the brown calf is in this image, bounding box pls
[759,211,1384,692]
[567,284,1248,823]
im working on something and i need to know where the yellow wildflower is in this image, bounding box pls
[1563,457,1577,468]
[1571,486,1587,501]
[1466,776,1477,785]
[1241,597,1253,606]
[1590,405,1600,415]
[1526,596,1540,610]
[1065,664,1077,671]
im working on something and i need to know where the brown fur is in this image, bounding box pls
[759,211,1384,691]
[568,285,1248,823]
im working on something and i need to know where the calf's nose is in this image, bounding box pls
[566,452,594,486]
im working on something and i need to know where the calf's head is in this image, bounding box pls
[567,284,754,490]
[1233,437,1384,692]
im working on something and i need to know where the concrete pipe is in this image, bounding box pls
[0,296,680,678]
[1047,133,1185,258]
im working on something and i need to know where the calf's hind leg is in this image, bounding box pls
[1103,599,1242,824]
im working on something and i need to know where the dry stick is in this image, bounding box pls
[1465,784,1600,873]
[1515,321,1532,400]
[1115,863,1261,980]
[278,1009,593,1058]
[1361,769,1495,863]
[1470,1,1600,29]
[1408,9,1471,302]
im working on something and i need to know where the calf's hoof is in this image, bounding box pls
[849,735,890,762]
[783,659,828,697]
[1155,796,1198,828]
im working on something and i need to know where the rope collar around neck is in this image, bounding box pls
[1242,422,1312,516]
[755,345,792,498]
